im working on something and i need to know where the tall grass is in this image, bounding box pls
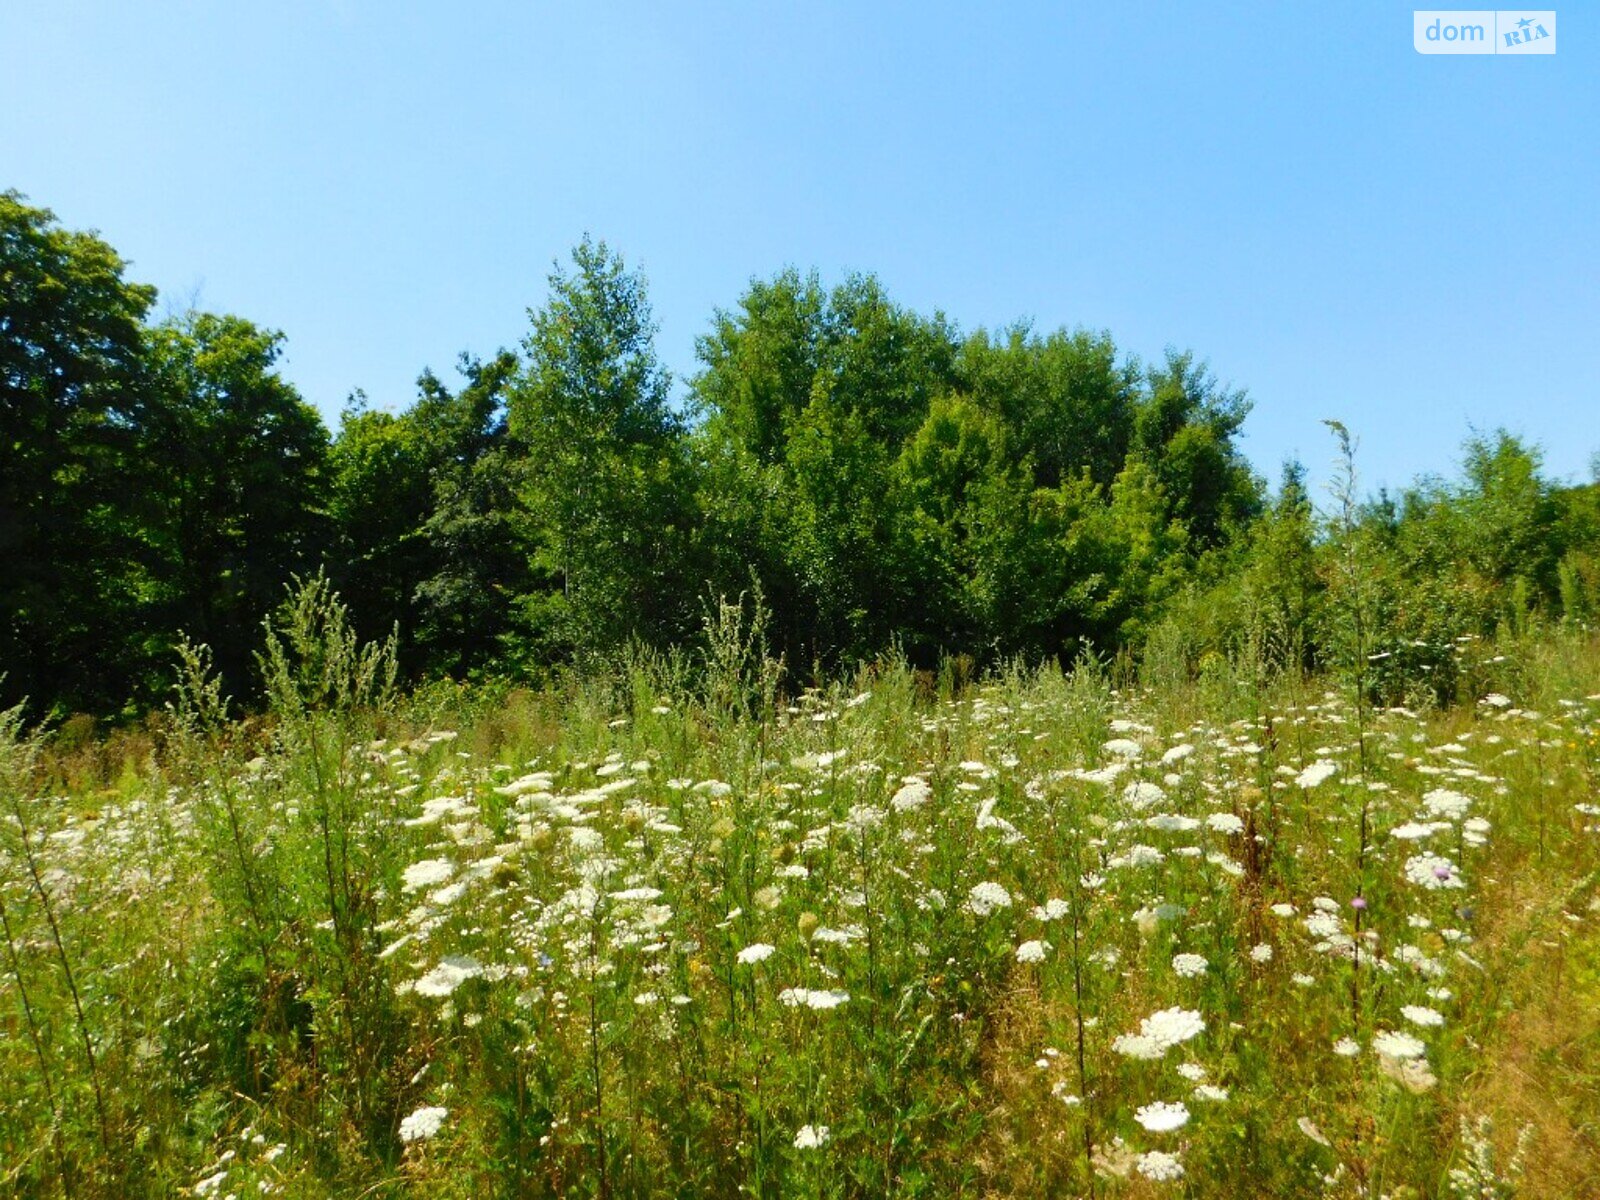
[1,580,1598,1196]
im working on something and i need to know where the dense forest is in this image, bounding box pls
[4,190,1598,719]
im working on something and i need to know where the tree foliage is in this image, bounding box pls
[2,192,1596,717]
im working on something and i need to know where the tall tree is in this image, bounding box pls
[956,324,1138,491]
[327,395,435,656]
[690,271,960,670]
[144,311,331,694]
[0,192,156,713]
[508,238,694,661]
[410,351,534,676]
[1134,350,1260,548]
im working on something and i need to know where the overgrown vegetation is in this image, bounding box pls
[5,187,1600,1197]
[2,577,1599,1196]
[7,190,1598,722]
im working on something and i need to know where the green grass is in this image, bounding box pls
[3,621,1599,1197]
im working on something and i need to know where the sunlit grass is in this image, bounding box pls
[2,614,1598,1197]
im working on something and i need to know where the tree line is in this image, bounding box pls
[3,190,1598,718]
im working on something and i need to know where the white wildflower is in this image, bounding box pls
[1295,760,1338,788]
[1122,781,1166,809]
[890,779,931,811]
[1141,1006,1205,1049]
[793,1124,831,1149]
[1206,812,1245,835]
[402,859,454,892]
[1372,1030,1427,1060]
[413,956,483,998]
[1404,853,1464,890]
[1110,1034,1166,1060]
[965,881,1012,917]
[1135,1101,1190,1132]
[399,1105,448,1143]
[1016,939,1049,963]
[778,987,850,1010]
[1422,789,1472,820]
[1136,1150,1185,1181]
[1033,897,1071,921]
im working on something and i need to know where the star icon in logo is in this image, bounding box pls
[1516,16,1534,30]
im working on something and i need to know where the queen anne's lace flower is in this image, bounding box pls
[413,956,483,998]
[793,1124,830,1149]
[1136,1150,1185,1181]
[1422,789,1472,820]
[965,881,1012,916]
[1016,939,1049,963]
[1111,1034,1165,1059]
[1372,1030,1426,1060]
[890,779,931,811]
[402,859,454,892]
[1404,853,1465,890]
[1113,1006,1205,1059]
[1295,760,1338,788]
[1135,1101,1190,1132]
[1401,1004,1444,1027]
[399,1105,448,1142]
[1122,780,1166,809]
[778,987,850,1010]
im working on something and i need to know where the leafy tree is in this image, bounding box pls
[1134,350,1260,548]
[410,351,534,676]
[1236,460,1323,668]
[891,394,1020,658]
[327,396,435,656]
[691,271,959,670]
[508,238,695,662]
[956,324,1138,490]
[0,192,156,713]
[328,352,532,679]
[692,269,829,465]
[781,392,902,665]
[144,311,331,694]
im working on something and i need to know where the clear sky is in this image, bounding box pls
[4,2,1595,494]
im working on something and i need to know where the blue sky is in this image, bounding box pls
[4,2,1595,493]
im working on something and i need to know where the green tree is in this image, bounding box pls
[956,324,1138,490]
[1239,460,1323,668]
[410,351,535,676]
[327,395,435,656]
[0,192,156,713]
[1134,350,1260,548]
[328,351,532,678]
[891,394,1019,658]
[691,271,959,670]
[508,239,695,662]
[144,311,331,694]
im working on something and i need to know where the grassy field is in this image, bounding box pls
[3,600,1599,1197]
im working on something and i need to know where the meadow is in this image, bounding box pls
[2,584,1598,1198]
